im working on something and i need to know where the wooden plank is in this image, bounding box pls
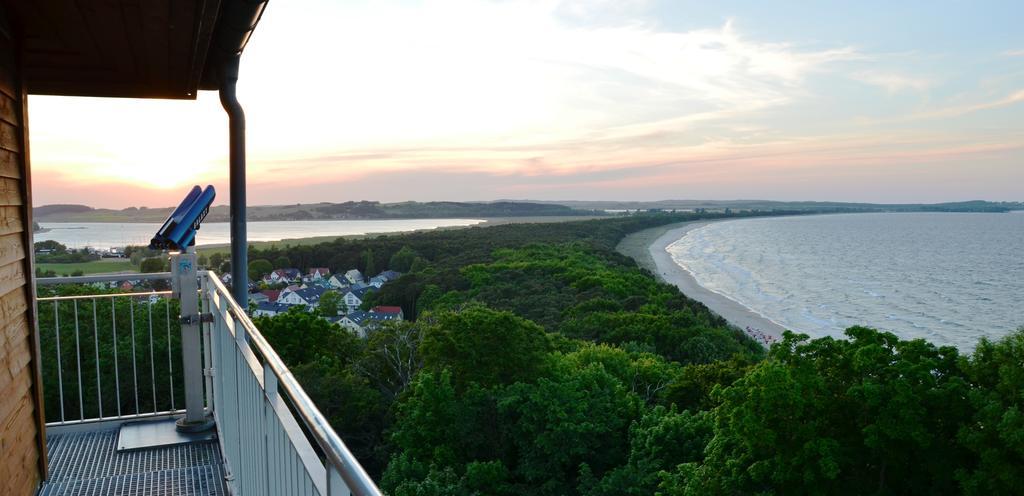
[0,206,23,236]
[0,233,23,268]
[0,281,27,325]
[0,91,17,127]
[0,361,31,428]
[0,120,19,153]
[0,149,21,179]
[0,36,15,101]
[0,177,21,205]
[0,260,25,298]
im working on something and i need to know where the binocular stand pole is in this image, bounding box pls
[171,247,214,432]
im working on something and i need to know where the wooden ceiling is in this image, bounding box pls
[3,0,222,99]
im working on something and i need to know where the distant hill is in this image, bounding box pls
[33,200,598,223]
[513,199,1024,213]
[32,199,1024,223]
[34,204,94,217]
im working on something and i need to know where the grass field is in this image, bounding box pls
[37,259,136,276]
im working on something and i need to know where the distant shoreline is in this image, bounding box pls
[616,220,786,343]
[191,216,604,252]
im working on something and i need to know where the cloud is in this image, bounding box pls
[1003,49,1024,56]
[914,88,1024,119]
[853,71,932,93]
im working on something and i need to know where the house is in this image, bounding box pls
[119,281,134,291]
[252,302,300,318]
[266,268,301,284]
[368,275,387,288]
[327,274,351,289]
[261,289,282,303]
[249,292,270,305]
[337,309,401,337]
[371,306,405,320]
[335,313,367,337]
[278,286,328,308]
[342,286,376,313]
[378,270,401,281]
[308,267,330,280]
[344,269,364,284]
[221,273,233,284]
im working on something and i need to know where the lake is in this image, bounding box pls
[667,212,1024,349]
[36,219,486,250]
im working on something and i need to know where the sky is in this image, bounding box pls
[28,0,1024,208]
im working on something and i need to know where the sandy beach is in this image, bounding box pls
[616,221,786,343]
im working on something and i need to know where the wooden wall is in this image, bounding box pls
[0,8,45,495]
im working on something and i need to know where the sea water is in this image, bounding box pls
[667,212,1024,349]
[37,219,485,250]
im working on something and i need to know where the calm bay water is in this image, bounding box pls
[667,212,1024,349]
[37,219,485,250]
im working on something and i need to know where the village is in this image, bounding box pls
[231,266,405,337]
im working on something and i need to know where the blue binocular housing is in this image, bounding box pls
[149,185,216,251]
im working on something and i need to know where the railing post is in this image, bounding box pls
[201,275,215,413]
[171,248,212,430]
[328,464,352,496]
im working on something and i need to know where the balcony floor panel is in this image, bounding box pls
[39,429,226,496]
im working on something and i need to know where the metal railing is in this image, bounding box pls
[36,272,383,496]
[37,273,182,425]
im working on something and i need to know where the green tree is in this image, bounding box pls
[409,256,429,273]
[248,259,273,280]
[319,290,342,316]
[140,257,167,273]
[956,329,1024,495]
[363,248,376,276]
[34,240,68,253]
[421,305,550,389]
[499,359,643,495]
[678,328,971,495]
[219,260,231,274]
[197,253,208,267]
[209,252,224,269]
[274,255,291,268]
[389,246,418,272]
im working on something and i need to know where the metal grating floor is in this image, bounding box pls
[39,429,227,496]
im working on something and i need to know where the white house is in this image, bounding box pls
[334,314,366,337]
[327,274,351,290]
[336,309,401,337]
[278,286,327,308]
[308,267,330,281]
[266,268,301,284]
[344,269,364,284]
[342,286,377,313]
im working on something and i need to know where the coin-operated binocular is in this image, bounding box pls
[150,185,216,431]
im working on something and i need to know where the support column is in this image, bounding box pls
[171,248,210,430]
[220,55,248,305]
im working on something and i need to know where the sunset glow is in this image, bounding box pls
[28,0,1024,208]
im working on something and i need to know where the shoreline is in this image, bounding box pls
[616,220,786,344]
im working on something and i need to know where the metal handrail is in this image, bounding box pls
[202,271,382,496]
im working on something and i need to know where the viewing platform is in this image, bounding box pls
[33,272,381,496]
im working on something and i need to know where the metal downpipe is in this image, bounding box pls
[219,55,248,304]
